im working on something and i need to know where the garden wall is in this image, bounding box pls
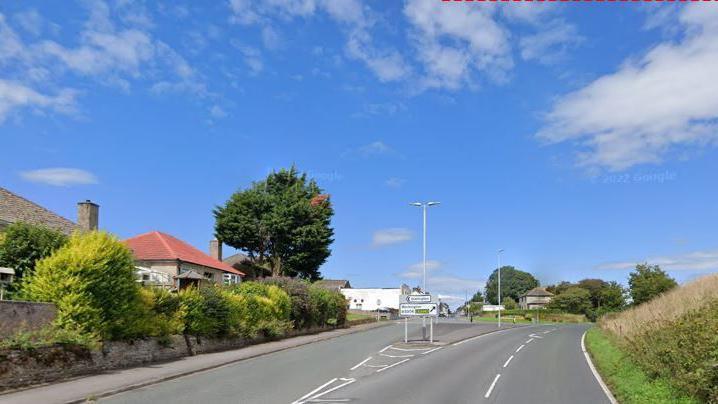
[0,326,338,391]
[0,301,56,338]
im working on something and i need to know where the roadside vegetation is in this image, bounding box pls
[585,327,698,404]
[595,273,718,403]
[2,229,347,350]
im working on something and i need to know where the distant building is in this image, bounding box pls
[341,284,411,311]
[482,304,505,312]
[124,231,244,289]
[0,187,98,234]
[314,279,351,292]
[519,287,554,309]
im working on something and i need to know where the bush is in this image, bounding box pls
[258,277,312,329]
[138,288,184,337]
[178,287,231,337]
[308,285,347,328]
[225,282,292,338]
[21,231,142,340]
[0,222,68,286]
[600,273,718,403]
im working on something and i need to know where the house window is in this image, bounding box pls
[204,272,214,280]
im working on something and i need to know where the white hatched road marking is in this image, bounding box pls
[295,378,356,404]
[421,347,443,355]
[376,358,410,373]
[503,355,514,368]
[388,346,433,352]
[484,374,501,399]
[292,378,337,404]
[379,345,392,353]
[349,357,372,371]
[379,353,413,358]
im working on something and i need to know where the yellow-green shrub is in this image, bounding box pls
[22,231,141,340]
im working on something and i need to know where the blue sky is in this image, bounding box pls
[2,1,718,305]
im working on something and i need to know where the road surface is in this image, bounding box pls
[102,320,610,404]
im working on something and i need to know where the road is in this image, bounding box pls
[102,319,610,404]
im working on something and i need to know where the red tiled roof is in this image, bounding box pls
[123,231,244,276]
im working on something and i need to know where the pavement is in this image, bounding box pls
[1,319,611,404]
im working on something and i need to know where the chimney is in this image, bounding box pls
[209,239,222,261]
[77,200,99,232]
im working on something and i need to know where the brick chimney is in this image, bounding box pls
[209,239,222,261]
[77,200,99,231]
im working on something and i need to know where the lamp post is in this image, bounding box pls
[497,249,504,328]
[410,201,440,340]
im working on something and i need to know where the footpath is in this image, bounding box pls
[0,321,391,404]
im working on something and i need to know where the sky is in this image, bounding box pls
[2,1,718,306]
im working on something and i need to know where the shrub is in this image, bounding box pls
[22,231,141,340]
[137,288,184,337]
[258,277,312,329]
[225,282,292,338]
[178,287,231,337]
[547,287,592,315]
[308,285,347,328]
[600,273,718,402]
[0,222,68,284]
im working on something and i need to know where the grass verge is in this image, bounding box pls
[584,327,698,404]
[346,312,374,322]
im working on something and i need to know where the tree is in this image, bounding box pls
[545,281,573,296]
[599,281,626,311]
[502,296,517,310]
[0,222,68,287]
[547,287,592,314]
[214,167,334,280]
[485,266,539,304]
[470,290,484,302]
[628,263,677,305]
[22,231,142,340]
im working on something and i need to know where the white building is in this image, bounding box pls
[341,285,411,311]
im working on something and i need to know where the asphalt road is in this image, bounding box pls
[103,320,610,404]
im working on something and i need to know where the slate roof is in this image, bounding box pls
[521,287,554,297]
[315,279,351,291]
[124,231,244,276]
[0,187,78,235]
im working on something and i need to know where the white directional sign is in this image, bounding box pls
[401,294,432,303]
[400,303,438,317]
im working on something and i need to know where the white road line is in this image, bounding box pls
[292,378,337,404]
[582,331,618,404]
[542,330,550,334]
[525,338,534,344]
[516,344,525,353]
[309,400,351,403]
[529,334,543,339]
[421,347,443,355]
[349,357,372,370]
[503,355,514,368]
[379,353,413,358]
[366,364,388,368]
[302,378,356,403]
[376,358,410,373]
[379,345,392,353]
[484,374,501,399]
[452,327,518,346]
[388,346,432,352]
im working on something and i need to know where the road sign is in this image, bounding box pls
[400,303,438,317]
[401,294,432,303]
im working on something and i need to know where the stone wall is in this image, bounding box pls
[0,326,340,391]
[0,301,56,338]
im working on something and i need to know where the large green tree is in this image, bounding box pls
[547,287,592,314]
[0,222,68,286]
[485,266,539,304]
[214,167,334,281]
[628,263,677,306]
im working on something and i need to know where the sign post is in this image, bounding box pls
[399,294,438,343]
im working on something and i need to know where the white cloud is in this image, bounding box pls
[599,248,718,272]
[537,4,718,171]
[372,228,413,247]
[0,79,76,123]
[20,168,98,186]
[344,140,397,159]
[520,20,583,65]
[404,0,512,90]
[401,260,443,278]
[13,9,43,36]
[385,177,405,188]
[209,105,227,119]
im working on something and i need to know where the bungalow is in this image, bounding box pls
[123,231,244,290]
[519,287,554,310]
[314,279,351,292]
[0,187,99,234]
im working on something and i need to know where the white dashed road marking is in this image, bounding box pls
[484,374,501,399]
[503,355,514,368]
[516,344,525,353]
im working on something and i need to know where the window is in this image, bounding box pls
[204,272,214,280]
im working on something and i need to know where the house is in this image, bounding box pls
[0,268,14,299]
[314,279,351,292]
[519,287,554,309]
[340,284,411,311]
[223,251,270,280]
[123,231,244,290]
[0,187,99,234]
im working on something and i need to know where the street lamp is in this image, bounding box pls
[410,201,440,293]
[410,201,440,341]
[497,249,504,328]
